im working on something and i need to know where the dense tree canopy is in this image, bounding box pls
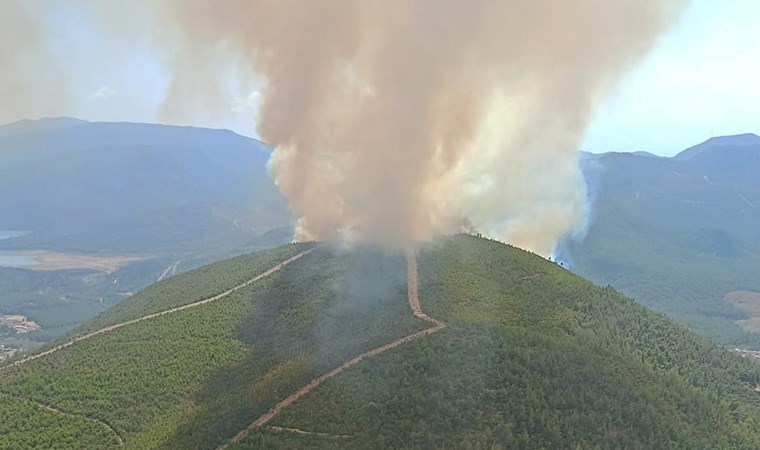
[2,236,760,449]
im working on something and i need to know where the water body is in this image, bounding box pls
[0,254,38,268]
[0,230,29,240]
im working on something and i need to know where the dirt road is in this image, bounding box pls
[0,392,124,446]
[219,248,446,448]
[267,425,352,439]
[405,248,445,329]
[0,248,315,372]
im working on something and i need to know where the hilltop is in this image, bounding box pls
[3,235,760,449]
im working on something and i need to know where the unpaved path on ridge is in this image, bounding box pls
[0,392,124,446]
[405,248,445,329]
[220,248,446,448]
[0,248,315,372]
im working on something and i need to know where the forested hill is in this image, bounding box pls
[568,134,760,347]
[3,235,760,449]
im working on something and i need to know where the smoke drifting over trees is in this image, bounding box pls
[1,0,686,254]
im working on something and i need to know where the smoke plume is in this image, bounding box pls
[155,0,685,254]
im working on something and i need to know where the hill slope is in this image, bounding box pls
[567,135,760,346]
[3,235,760,449]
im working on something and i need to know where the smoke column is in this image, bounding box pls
[156,0,685,253]
[3,0,686,254]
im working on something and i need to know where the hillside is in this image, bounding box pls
[566,134,760,346]
[3,235,760,449]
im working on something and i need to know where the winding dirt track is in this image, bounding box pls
[37,401,125,446]
[0,248,315,372]
[0,392,124,446]
[266,425,352,440]
[219,248,446,448]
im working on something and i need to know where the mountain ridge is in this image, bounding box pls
[0,117,261,144]
[675,133,760,161]
[0,117,89,138]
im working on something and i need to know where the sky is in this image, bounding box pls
[582,0,760,155]
[3,0,759,157]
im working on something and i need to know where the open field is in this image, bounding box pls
[0,251,144,273]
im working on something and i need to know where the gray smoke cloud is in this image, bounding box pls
[2,0,686,254]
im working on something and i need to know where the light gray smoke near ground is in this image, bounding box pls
[156,0,684,254]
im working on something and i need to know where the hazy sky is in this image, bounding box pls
[583,0,760,155]
[4,0,759,157]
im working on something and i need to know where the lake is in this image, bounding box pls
[0,254,38,268]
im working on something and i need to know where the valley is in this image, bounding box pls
[0,118,292,352]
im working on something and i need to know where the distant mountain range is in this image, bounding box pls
[567,133,760,346]
[0,117,287,236]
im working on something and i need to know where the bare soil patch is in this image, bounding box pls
[725,291,760,333]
